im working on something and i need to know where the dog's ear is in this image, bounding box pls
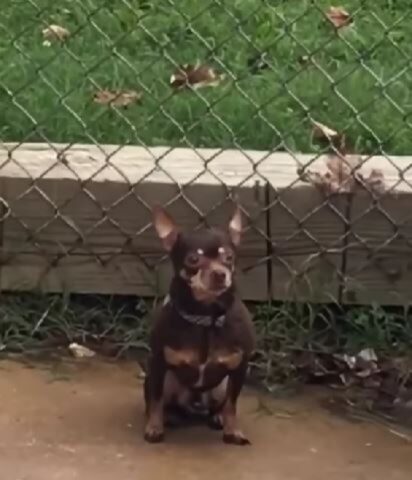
[152,205,179,251]
[228,205,242,246]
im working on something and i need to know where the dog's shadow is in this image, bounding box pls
[61,400,222,448]
[162,421,226,448]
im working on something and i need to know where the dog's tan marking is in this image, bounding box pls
[208,260,231,287]
[164,346,199,366]
[190,268,229,302]
[194,351,243,388]
[211,349,243,370]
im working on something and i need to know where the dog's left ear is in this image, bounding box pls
[228,205,242,246]
[152,205,179,251]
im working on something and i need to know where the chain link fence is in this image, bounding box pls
[0,0,412,314]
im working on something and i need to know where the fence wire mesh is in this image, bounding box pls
[2,1,412,412]
[0,0,412,312]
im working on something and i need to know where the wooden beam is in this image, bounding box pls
[0,143,268,299]
[260,153,349,302]
[342,156,412,305]
[1,144,412,305]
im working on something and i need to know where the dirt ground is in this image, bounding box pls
[1,358,411,480]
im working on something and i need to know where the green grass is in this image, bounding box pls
[1,0,412,153]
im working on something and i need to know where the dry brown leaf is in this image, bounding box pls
[325,154,358,193]
[326,6,352,29]
[324,155,353,193]
[358,348,378,363]
[170,63,225,90]
[93,89,142,107]
[363,168,387,195]
[306,111,388,198]
[299,151,387,196]
[42,24,70,42]
[355,168,387,195]
[312,120,339,140]
[312,120,347,154]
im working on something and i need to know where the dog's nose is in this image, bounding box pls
[212,270,226,285]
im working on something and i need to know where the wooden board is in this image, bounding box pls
[0,144,266,255]
[259,153,350,302]
[343,156,412,304]
[0,253,267,300]
[1,144,412,305]
[0,144,268,300]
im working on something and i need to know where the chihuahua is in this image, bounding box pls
[144,205,256,445]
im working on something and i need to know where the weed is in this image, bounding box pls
[1,292,411,390]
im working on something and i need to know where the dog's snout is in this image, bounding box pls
[212,270,226,285]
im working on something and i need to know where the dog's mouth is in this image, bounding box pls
[209,278,230,294]
[190,284,228,303]
[206,285,228,296]
[210,284,227,292]
[186,268,232,301]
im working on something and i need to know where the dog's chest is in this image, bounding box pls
[163,330,243,389]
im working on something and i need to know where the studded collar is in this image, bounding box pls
[163,294,225,328]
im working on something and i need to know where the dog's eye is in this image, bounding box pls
[218,247,233,263]
[225,252,234,263]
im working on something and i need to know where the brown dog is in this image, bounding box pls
[144,205,256,445]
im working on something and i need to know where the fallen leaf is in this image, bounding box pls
[312,120,339,140]
[42,24,70,42]
[298,55,310,66]
[93,89,142,107]
[170,62,225,90]
[363,168,387,195]
[300,153,358,194]
[69,342,95,359]
[353,348,380,378]
[326,153,359,192]
[303,120,387,197]
[326,6,352,29]
[334,353,357,370]
[358,348,378,363]
[311,120,347,153]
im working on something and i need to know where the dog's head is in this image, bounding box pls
[153,205,242,303]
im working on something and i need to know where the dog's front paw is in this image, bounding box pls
[223,431,251,446]
[144,426,164,443]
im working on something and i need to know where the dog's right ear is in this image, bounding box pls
[152,205,179,252]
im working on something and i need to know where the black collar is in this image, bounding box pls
[163,295,225,328]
